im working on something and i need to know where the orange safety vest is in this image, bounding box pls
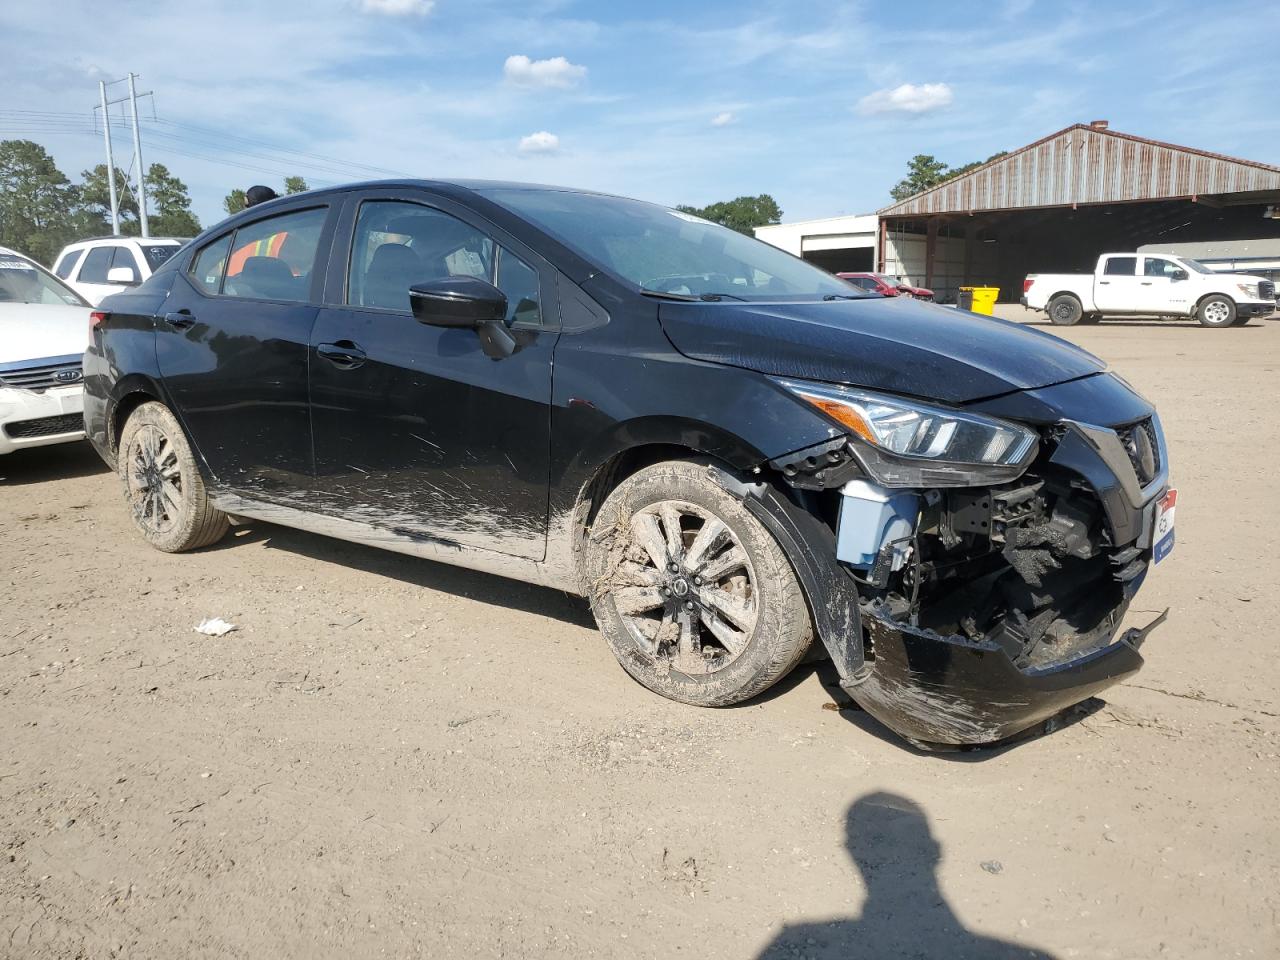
[227,232,289,276]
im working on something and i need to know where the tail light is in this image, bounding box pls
[1022,278,1035,293]
[88,311,109,346]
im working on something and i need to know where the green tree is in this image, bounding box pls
[283,176,308,195]
[80,163,139,234]
[145,163,201,237]
[889,151,1011,202]
[223,188,247,216]
[0,139,80,265]
[675,194,783,235]
[889,154,950,202]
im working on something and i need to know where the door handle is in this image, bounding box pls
[1141,281,1153,285]
[317,340,367,369]
[162,311,195,329]
[1098,281,1110,285]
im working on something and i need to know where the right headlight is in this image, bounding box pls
[1237,282,1260,299]
[777,378,1039,487]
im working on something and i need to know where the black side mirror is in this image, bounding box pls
[409,276,517,359]
[1170,268,1188,281]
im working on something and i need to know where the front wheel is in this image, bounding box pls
[117,401,229,552]
[1047,294,1083,325]
[1196,295,1237,328]
[584,460,813,707]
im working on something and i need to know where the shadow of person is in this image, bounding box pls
[757,792,1058,959]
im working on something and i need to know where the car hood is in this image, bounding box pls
[658,295,1107,404]
[0,303,90,365]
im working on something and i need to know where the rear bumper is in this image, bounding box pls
[845,605,1162,746]
[0,385,85,455]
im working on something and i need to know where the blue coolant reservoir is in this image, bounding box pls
[836,480,920,570]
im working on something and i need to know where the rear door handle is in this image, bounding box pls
[317,340,367,369]
[1098,281,1110,285]
[162,311,195,328]
[1141,281,1153,285]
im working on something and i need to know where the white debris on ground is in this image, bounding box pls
[194,617,237,636]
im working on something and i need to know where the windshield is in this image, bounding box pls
[1178,258,1216,275]
[0,254,88,306]
[876,274,908,286]
[141,243,182,270]
[478,188,857,300]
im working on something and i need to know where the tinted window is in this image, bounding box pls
[113,247,143,282]
[142,244,180,270]
[1103,256,1136,276]
[223,207,327,302]
[78,246,115,283]
[496,247,540,326]
[1144,257,1180,278]
[189,233,233,294]
[348,200,494,312]
[54,250,83,279]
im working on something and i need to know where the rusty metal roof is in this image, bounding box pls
[878,124,1280,217]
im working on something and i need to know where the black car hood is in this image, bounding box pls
[658,296,1107,404]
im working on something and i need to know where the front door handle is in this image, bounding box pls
[1141,281,1153,285]
[1098,281,1111,285]
[162,311,195,329]
[317,340,367,369]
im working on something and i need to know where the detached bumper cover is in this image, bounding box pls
[845,606,1165,746]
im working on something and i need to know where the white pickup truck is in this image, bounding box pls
[1022,252,1277,328]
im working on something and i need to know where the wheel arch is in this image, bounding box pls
[107,375,170,454]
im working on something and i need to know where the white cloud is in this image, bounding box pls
[856,82,954,115]
[503,54,587,89]
[710,111,735,127]
[518,131,560,155]
[360,0,434,16]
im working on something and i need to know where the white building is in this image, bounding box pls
[753,214,878,274]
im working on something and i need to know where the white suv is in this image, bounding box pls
[52,236,186,306]
[0,247,92,455]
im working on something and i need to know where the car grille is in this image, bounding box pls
[0,355,84,393]
[4,413,84,440]
[1260,280,1275,302]
[1116,418,1160,486]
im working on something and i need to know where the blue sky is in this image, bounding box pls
[2,0,1277,230]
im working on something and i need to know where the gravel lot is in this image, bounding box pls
[2,312,1278,959]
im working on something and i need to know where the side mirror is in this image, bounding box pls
[107,266,139,285]
[1170,268,1188,281]
[409,276,517,360]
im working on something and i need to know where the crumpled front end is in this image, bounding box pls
[773,393,1172,747]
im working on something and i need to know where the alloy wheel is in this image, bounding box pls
[1203,300,1230,324]
[607,500,758,675]
[126,423,184,535]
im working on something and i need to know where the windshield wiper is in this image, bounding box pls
[640,289,747,302]
[823,293,863,300]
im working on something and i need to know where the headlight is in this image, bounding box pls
[1237,283,1260,299]
[777,378,1039,487]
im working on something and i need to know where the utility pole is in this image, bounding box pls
[95,76,154,237]
[127,73,149,238]
[98,80,121,235]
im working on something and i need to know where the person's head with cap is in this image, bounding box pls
[244,185,279,209]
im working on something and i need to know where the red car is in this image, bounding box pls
[838,272,935,301]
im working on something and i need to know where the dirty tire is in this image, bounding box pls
[584,460,813,707]
[117,401,229,553]
[1047,294,1083,326]
[1196,295,1236,328]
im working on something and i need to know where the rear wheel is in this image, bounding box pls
[117,402,229,552]
[1047,294,1083,325]
[584,460,813,707]
[1196,295,1236,328]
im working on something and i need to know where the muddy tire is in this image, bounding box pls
[583,460,813,707]
[1047,294,1083,326]
[1196,295,1236,328]
[117,401,229,553]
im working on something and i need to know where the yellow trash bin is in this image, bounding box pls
[960,286,1000,315]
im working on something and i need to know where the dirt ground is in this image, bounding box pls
[2,310,1278,959]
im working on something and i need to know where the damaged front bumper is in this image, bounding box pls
[846,605,1164,746]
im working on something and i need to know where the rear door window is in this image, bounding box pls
[1103,256,1137,276]
[54,250,83,279]
[223,207,328,302]
[78,246,115,283]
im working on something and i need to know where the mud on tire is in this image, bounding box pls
[583,460,813,707]
[117,401,229,553]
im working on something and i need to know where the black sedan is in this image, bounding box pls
[83,180,1173,747]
